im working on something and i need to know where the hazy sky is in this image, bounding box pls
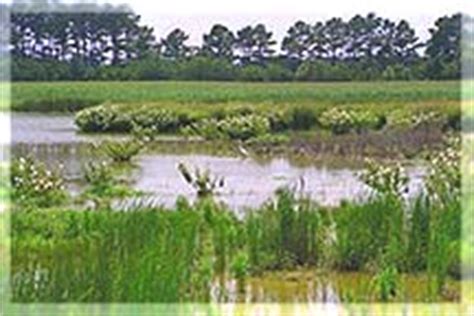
[102,0,470,45]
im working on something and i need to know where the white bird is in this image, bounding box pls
[236,141,250,159]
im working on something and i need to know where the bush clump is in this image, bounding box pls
[11,157,67,208]
[319,107,384,134]
[388,111,445,130]
[131,108,182,133]
[75,105,133,133]
[286,106,317,130]
[318,108,356,134]
[184,115,271,141]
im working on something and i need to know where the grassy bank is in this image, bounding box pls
[10,81,460,112]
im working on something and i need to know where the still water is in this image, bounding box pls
[11,113,426,210]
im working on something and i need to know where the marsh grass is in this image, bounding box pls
[10,141,462,303]
[11,81,460,112]
[100,140,143,163]
[11,185,461,302]
[11,187,461,303]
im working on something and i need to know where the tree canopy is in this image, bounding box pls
[5,6,464,82]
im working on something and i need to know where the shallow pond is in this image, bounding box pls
[211,269,460,303]
[11,113,427,209]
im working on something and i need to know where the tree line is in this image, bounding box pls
[8,7,462,81]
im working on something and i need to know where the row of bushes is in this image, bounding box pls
[12,56,460,82]
[75,104,460,140]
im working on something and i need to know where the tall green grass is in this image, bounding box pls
[12,206,208,302]
[11,188,461,302]
[10,81,460,112]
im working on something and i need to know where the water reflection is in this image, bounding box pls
[210,269,460,303]
[12,142,426,210]
[11,114,427,209]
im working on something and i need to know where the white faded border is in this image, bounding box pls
[0,1,473,316]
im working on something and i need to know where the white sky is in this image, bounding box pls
[3,0,472,45]
[104,0,471,45]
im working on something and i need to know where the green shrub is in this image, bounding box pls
[131,108,182,133]
[388,111,445,130]
[371,264,400,301]
[319,108,385,134]
[177,163,225,198]
[353,111,386,132]
[318,108,356,134]
[267,111,290,132]
[425,137,461,206]
[406,196,430,272]
[245,133,290,146]
[287,106,317,130]
[219,115,271,140]
[231,251,249,280]
[181,118,221,140]
[237,65,267,82]
[358,159,409,200]
[11,157,68,208]
[185,115,271,141]
[101,140,143,163]
[75,105,133,133]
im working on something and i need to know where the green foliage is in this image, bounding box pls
[184,115,271,141]
[424,137,462,297]
[202,24,235,60]
[74,105,133,133]
[9,9,460,82]
[287,106,317,130]
[243,188,321,272]
[425,137,461,206]
[12,81,460,113]
[318,108,385,134]
[371,264,400,302]
[177,57,237,81]
[318,108,356,134]
[295,60,352,81]
[231,251,249,280]
[83,161,115,187]
[11,208,207,302]
[11,180,461,302]
[9,144,462,302]
[101,140,143,163]
[11,157,67,208]
[80,161,136,209]
[245,133,290,147]
[427,199,461,298]
[237,65,268,82]
[76,105,185,134]
[131,107,181,133]
[332,197,399,271]
[425,14,462,80]
[177,163,225,198]
[382,64,416,81]
[353,111,386,132]
[406,196,431,272]
[359,159,409,200]
[389,111,446,130]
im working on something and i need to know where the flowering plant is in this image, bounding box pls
[359,159,409,199]
[75,105,132,132]
[184,115,270,140]
[11,157,67,208]
[319,108,355,134]
[131,108,181,133]
[388,111,444,129]
[425,136,461,206]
